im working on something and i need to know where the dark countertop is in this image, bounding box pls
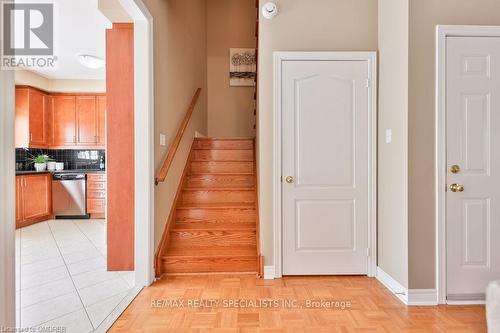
[16,169,105,176]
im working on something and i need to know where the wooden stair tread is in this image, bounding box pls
[177,202,255,209]
[195,137,254,140]
[173,222,255,230]
[164,246,257,257]
[188,173,255,176]
[183,187,255,191]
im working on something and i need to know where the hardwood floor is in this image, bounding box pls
[110,275,486,332]
[157,138,259,275]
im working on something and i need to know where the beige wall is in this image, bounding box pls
[408,0,500,289]
[257,0,378,265]
[142,0,208,249]
[377,0,409,288]
[206,0,256,138]
[15,70,106,93]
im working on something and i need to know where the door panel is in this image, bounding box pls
[22,174,51,221]
[52,96,76,146]
[446,37,500,300]
[28,89,47,146]
[97,96,106,146]
[77,96,98,145]
[282,60,369,275]
[16,177,23,226]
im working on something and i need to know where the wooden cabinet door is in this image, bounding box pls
[77,96,98,145]
[28,89,47,147]
[22,174,51,221]
[15,88,30,148]
[45,95,53,146]
[97,96,106,146]
[52,96,76,146]
[16,177,23,226]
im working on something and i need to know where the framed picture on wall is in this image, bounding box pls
[229,48,256,87]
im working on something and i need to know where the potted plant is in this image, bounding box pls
[28,154,53,172]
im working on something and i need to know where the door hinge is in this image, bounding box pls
[366,79,371,88]
[367,248,370,257]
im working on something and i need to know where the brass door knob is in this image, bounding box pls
[450,183,464,192]
[285,176,294,184]
[450,165,461,174]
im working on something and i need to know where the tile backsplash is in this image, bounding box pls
[16,148,105,171]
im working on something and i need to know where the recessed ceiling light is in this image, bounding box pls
[77,54,105,69]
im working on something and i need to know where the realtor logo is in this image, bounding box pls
[1,2,56,69]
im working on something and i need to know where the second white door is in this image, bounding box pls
[446,36,500,301]
[281,58,372,275]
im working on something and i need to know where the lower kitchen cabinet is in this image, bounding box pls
[87,173,106,218]
[16,174,52,229]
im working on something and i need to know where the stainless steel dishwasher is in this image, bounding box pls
[52,173,89,219]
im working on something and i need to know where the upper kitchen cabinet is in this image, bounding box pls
[77,96,99,145]
[15,87,51,148]
[15,85,106,149]
[52,96,77,147]
[97,96,106,146]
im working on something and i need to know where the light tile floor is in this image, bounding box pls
[16,219,135,332]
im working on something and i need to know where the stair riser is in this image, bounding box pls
[194,149,253,161]
[170,230,256,247]
[186,175,255,188]
[191,161,254,174]
[162,256,257,273]
[175,208,256,224]
[181,190,255,204]
[194,140,253,150]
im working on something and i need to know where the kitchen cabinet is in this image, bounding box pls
[15,86,106,149]
[16,174,52,229]
[15,177,23,225]
[52,96,77,147]
[77,96,98,145]
[97,96,106,146]
[15,87,51,148]
[87,173,106,218]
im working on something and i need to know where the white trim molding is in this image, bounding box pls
[0,68,16,329]
[263,266,276,280]
[376,267,408,304]
[273,52,377,278]
[376,267,438,306]
[436,25,500,305]
[121,0,156,289]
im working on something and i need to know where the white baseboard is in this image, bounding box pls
[376,267,408,304]
[376,267,438,306]
[264,266,275,280]
[407,289,438,306]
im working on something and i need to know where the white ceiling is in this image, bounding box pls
[31,0,111,80]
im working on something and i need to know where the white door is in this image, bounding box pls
[446,37,500,301]
[282,59,371,275]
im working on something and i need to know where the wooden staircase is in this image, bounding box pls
[156,138,260,275]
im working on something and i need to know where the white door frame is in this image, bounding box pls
[436,25,500,304]
[0,0,154,327]
[273,52,378,278]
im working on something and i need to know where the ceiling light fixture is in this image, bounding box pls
[77,54,105,69]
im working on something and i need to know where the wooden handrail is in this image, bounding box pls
[155,88,202,185]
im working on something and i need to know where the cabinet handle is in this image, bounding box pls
[30,133,33,142]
